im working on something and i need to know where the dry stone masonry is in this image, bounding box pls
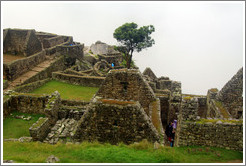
[2,28,243,151]
[217,68,243,118]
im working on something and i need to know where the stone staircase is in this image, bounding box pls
[4,55,56,91]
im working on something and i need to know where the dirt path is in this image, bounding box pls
[3,54,25,64]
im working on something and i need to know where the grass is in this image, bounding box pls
[29,80,99,101]
[215,101,230,119]
[183,96,193,100]
[3,140,243,163]
[3,111,45,139]
[193,119,243,124]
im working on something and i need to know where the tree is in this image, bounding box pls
[113,22,155,69]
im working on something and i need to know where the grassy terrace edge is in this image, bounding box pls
[29,80,99,101]
[3,140,243,163]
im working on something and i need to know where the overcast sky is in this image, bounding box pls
[1,1,244,95]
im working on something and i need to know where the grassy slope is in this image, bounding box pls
[3,112,45,139]
[29,80,99,101]
[3,141,243,163]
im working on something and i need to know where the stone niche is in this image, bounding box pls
[3,28,42,57]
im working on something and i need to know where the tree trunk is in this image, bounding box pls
[127,50,133,69]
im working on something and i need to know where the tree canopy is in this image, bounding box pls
[113,22,155,68]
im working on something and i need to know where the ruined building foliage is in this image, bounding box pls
[2,28,243,151]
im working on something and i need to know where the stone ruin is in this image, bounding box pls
[4,28,42,56]
[2,28,243,151]
[72,69,163,144]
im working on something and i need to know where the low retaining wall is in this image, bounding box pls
[21,56,66,85]
[29,117,52,141]
[3,97,12,119]
[52,71,105,87]
[43,36,66,49]
[45,36,73,55]
[176,121,243,151]
[14,78,52,93]
[10,93,48,115]
[3,50,46,81]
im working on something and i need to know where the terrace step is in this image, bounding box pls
[4,55,56,91]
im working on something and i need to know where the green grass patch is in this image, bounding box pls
[3,111,45,139]
[29,80,99,101]
[189,119,243,124]
[214,101,230,119]
[3,140,243,163]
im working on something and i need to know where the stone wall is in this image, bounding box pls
[43,36,66,49]
[36,32,56,49]
[175,95,243,151]
[3,50,46,81]
[143,67,158,81]
[56,43,84,66]
[175,121,243,151]
[180,97,198,121]
[96,69,156,116]
[3,28,42,57]
[9,93,48,115]
[45,36,73,55]
[217,68,243,118]
[90,41,120,55]
[44,91,61,125]
[14,78,52,93]
[20,56,66,85]
[52,71,105,87]
[61,99,90,106]
[58,105,86,120]
[73,101,160,144]
[29,117,52,141]
[98,54,122,67]
[3,97,12,119]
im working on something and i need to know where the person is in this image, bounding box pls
[165,121,175,147]
[172,120,177,129]
[111,63,115,68]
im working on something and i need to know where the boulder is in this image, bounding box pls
[46,155,60,163]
